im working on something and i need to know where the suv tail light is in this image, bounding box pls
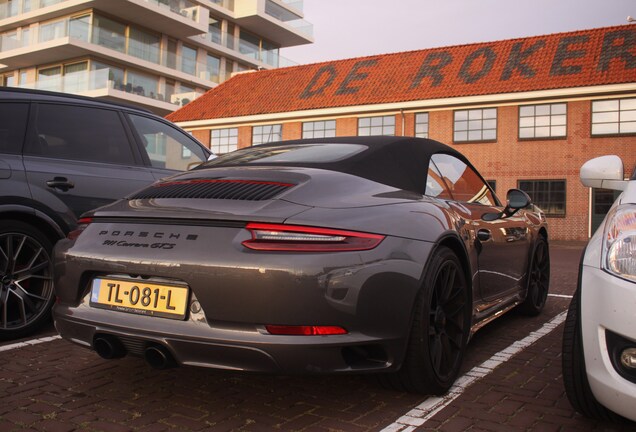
[242,223,385,252]
[67,217,92,240]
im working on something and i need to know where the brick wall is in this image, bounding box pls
[190,129,210,148]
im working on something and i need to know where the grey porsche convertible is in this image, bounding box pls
[53,136,549,395]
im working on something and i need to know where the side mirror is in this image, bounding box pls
[580,155,626,191]
[506,189,531,211]
[482,189,531,221]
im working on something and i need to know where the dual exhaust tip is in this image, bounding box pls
[93,335,176,369]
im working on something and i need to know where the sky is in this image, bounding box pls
[281,0,635,65]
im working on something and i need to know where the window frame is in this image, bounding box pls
[517,179,567,217]
[302,120,336,139]
[518,103,567,140]
[453,108,497,143]
[210,127,238,154]
[414,112,429,138]
[357,115,396,136]
[252,124,282,146]
[591,98,636,137]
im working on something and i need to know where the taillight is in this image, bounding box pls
[242,223,385,252]
[265,325,348,335]
[67,217,92,240]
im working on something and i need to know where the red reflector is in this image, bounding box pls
[242,223,385,252]
[265,325,348,336]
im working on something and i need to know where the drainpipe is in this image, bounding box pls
[400,109,405,136]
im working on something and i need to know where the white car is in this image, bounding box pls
[562,155,636,422]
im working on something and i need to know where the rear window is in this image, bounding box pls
[201,143,367,167]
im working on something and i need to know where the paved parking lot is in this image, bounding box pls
[1,242,634,431]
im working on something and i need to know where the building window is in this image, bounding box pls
[415,112,429,138]
[181,44,198,76]
[592,98,636,136]
[518,180,566,217]
[211,128,238,154]
[358,115,395,136]
[454,108,497,142]
[205,53,220,82]
[252,124,282,145]
[519,103,567,139]
[302,120,336,139]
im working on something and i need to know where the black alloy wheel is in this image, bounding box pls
[379,246,470,395]
[519,237,550,316]
[0,221,54,340]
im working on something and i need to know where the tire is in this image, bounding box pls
[519,236,550,316]
[562,288,625,422]
[380,246,470,395]
[0,220,55,340]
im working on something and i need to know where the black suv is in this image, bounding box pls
[0,88,211,339]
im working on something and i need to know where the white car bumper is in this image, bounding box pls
[580,265,636,421]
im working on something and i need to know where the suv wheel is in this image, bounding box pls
[0,221,55,340]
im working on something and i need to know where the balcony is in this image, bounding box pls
[195,30,297,69]
[233,0,313,47]
[0,0,208,38]
[16,67,198,115]
[0,18,218,88]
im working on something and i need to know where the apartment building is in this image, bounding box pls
[168,25,636,240]
[0,0,313,114]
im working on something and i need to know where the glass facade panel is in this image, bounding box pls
[39,19,66,42]
[129,27,160,64]
[69,15,89,42]
[93,15,125,52]
[206,53,220,82]
[126,70,158,97]
[181,44,197,75]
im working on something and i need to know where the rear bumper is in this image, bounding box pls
[54,303,404,373]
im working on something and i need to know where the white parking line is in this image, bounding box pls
[380,310,568,431]
[0,335,61,353]
[548,293,574,299]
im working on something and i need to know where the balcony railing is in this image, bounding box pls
[208,0,234,11]
[264,0,313,39]
[17,67,201,107]
[0,0,200,23]
[2,18,221,83]
[0,0,65,20]
[280,0,303,13]
[202,31,297,68]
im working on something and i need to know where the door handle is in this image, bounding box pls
[46,177,75,192]
[477,229,492,242]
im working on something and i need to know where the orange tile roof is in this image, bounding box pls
[167,25,636,123]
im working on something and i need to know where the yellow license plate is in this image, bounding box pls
[90,278,189,320]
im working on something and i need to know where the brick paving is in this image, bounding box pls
[0,242,634,431]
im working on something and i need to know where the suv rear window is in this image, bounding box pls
[0,102,29,154]
[25,104,135,165]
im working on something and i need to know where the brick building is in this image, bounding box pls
[168,25,636,240]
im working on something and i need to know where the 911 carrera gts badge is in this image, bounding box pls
[97,230,198,249]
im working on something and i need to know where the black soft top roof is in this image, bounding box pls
[202,136,468,194]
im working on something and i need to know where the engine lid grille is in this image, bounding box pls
[129,179,295,201]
